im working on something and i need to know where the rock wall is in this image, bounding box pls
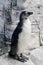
[0,0,43,48]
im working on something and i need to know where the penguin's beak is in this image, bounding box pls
[27,12,33,15]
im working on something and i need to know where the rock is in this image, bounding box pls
[0,53,35,65]
[30,46,43,65]
[17,0,29,9]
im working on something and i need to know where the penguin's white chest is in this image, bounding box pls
[17,18,31,54]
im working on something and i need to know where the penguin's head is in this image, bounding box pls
[20,11,33,21]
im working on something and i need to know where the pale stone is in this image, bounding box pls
[30,46,43,65]
[0,53,35,65]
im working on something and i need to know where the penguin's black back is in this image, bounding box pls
[9,20,23,56]
[11,21,23,44]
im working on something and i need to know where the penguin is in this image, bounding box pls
[9,11,33,62]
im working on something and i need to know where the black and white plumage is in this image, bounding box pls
[9,11,33,62]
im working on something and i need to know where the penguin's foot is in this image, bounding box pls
[9,52,29,62]
[17,53,29,62]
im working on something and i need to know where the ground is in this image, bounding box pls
[0,46,43,65]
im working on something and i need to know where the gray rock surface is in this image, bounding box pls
[30,46,43,65]
[0,0,41,47]
[0,53,35,65]
[0,46,43,65]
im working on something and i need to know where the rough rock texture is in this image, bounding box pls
[0,46,43,65]
[30,46,43,65]
[0,53,35,65]
[0,0,41,48]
